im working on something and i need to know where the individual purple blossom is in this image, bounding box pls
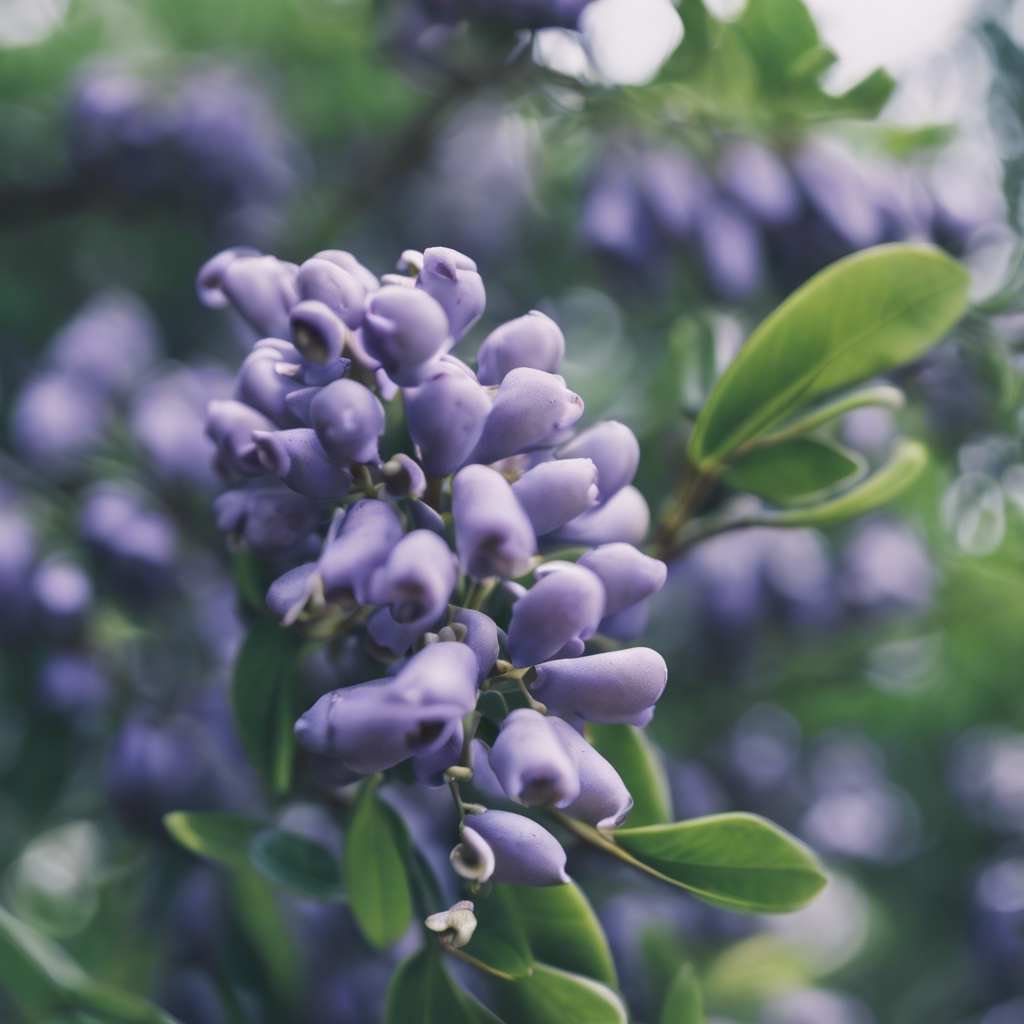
[31,559,92,637]
[546,486,650,547]
[391,641,480,710]
[215,253,299,340]
[716,140,801,226]
[404,366,492,478]
[233,348,306,427]
[197,247,261,307]
[595,599,651,642]
[506,563,605,667]
[366,605,441,657]
[556,421,639,504]
[412,722,464,787]
[409,498,445,535]
[253,429,354,500]
[416,247,485,343]
[206,399,276,478]
[467,740,507,802]
[289,300,347,365]
[452,465,537,580]
[316,500,404,606]
[382,454,426,499]
[309,379,386,465]
[451,608,500,683]
[453,810,570,886]
[361,285,450,385]
[468,368,584,465]
[266,562,318,621]
[490,708,580,808]
[215,486,321,553]
[694,198,766,301]
[312,250,380,293]
[577,542,668,617]
[476,311,565,386]
[297,256,367,330]
[368,530,458,624]
[530,648,668,724]
[547,717,633,829]
[511,458,600,536]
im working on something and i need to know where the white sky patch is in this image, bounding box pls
[580,0,684,85]
[0,0,69,48]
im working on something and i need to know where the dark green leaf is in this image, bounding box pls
[736,0,820,80]
[232,618,306,796]
[378,787,449,917]
[344,779,414,949]
[386,944,503,1024]
[249,828,347,901]
[163,811,265,870]
[723,437,866,505]
[660,963,703,1024]
[586,724,672,828]
[494,963,627,1024]
[613,813,827,913]
[688,245,970,468]
[464,888,534,979]
[493,883,617,988]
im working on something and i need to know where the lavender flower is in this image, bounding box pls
[368,530,458,624]
[309,379,386,465]
[253,429,354,500]
[490,708,580,808]
[361,285,450,385]
[317,500,404,606]
[476,311,565,386]
[511,458,600,536]
[453,810,570,886]
[416,247,486,343]
[548,717,633,829]
[556,421,639,504]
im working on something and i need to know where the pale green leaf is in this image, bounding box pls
[660,963,704,1024]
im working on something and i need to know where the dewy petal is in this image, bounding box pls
[512,458,600,536]
[490,708,580,809]
[556,421,639,504]
[577,542,667,616]
[464,810,570,887]
[530,648,667,724]
[476,310,565,386]
[545,486,650,547]
[547,718,633,830]
[416,247,486,343]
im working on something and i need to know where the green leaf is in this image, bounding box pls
[830,67,897,118]
[462,887,534,979]
[232,618,306,796]
[495,963,627,1024]
[613,813,827,914]
[765,438,928,526]
[688,244,970,468]
[386,944,503,1024]
[660,963,704,1024]
[344,779,414,949]
[586,724,672,828]
[736,0,820,80]
[378,788,449,917]
[493,883,617,988]
[723,437,866,505]
[249,828,347,901]
[163,811,265,870]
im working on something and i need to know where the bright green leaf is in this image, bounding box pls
[723,437,866,505]
[587,724,672,828]
[613,813,828,914]
[495,963,627,1024]
[163,811,265,870]
[493,883,617,988]
[345,779,414,949]
[249,828,347,901]
[737,0,820,80]
[660,963,704,1024]
[232,619,306,796]
[386,944,503,1024]
[688,244,970,468]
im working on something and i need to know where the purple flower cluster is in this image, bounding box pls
[200,243,669,886]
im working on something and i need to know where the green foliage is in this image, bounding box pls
[462,888,534,979]
[660,963,704,1024]
[587,724,673,827]
[249,828,347,901]
[163,810,264,870]
[689,245,970,468]
[386,944,502,1024]
[493,963,627,1024]
[344,778,414,949]
[613,813,828,913]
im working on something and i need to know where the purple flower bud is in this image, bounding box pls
[266,561,317,620]
[577,543,667,617]
[31,559,92,636]
[404,368,492,478]
[490,708,580,808]
[546,486,650,547]
[530,648,667,724]
[361,286,450,385]
[218,254,299,340]
[307,753,364,789]
[452,465,537,580]
[38,653,110,713]
[309,379,386,465]
[468,368,584,465]
[639,148,713,238]
[416,247,486,342]
[196,247,261,308]
[79,485,178,575]
[206,399,276,478]
[694,198,765,301]
[412,721,464,787]
[467,740,507,802]
[297,257,367,330]
[547,717,632,829]
[253,428,353,499]
[375,366,399,401]
[216,486,321,553]
[391,641,480,711]
[289,300,346,365]
[409,498,445,536]
[511,458,599,536]
[456,810,570,886]
[233,349,305,427]
[295,355,352,389]
[507,564,605,667]
[382,454,426,499]
[368,530,458,624]
[596,599,649,641]
[312,250,380,293]
[476,311,565,386]
[281,385,318,425]
[316,499,404,605]
[452,608,500,683]
[556,421,639,503]
[366,605,441,657]
[716,141,801,226]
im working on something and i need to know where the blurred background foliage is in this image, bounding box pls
[2,0,1024,1022]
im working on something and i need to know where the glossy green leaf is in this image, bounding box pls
[493,883,617,988]
[688,244,970,468]
[723,437,866,505]
[163,811,264,870]
[232,618,306,796]
[660,963,704,1024]
[462,887,534,978]
[386,944,503,1024]
[613,813,827,913]
[249,828,346,901]
[495,963,627,1024]
[587,724,672,828]
[345,779,414,949]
